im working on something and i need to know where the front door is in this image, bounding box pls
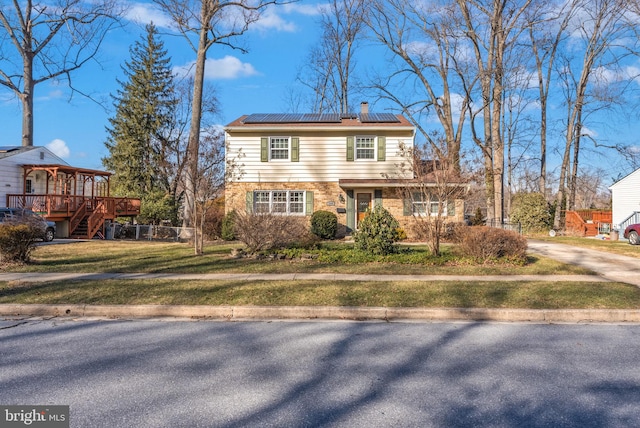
[356,193,371,227]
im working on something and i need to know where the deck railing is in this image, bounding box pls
[617,211,640,232]
[7,194,140,218]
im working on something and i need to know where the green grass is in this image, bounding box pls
[1,239,638,309]
[1,278,639,309]
[2,240,593,275]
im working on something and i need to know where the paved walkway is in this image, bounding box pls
[1,240,639,323]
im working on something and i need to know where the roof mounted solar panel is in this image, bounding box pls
[243,113,342,124]
[359,113,400,123]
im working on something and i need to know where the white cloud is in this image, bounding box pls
[253,9,298,32]
[125,3,174,29]
[46,139,70,159]
[283,3,323,16]
[173,56,259,80]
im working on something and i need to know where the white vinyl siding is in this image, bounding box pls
[0,147,69,207]
[226,131,413,183]
[609,168,640,228]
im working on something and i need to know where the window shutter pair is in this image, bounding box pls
[346,136,386,161]
[261,137,299,162]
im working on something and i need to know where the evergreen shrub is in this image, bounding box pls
[310,210,338,239]
[353,206,401,255]
[510,192,551,233]
[221,210,237,241]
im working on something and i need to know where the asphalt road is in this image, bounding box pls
[2,318,640,427]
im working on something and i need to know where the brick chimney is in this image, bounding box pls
[360,102,369,115]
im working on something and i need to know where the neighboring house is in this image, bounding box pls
[224,104,466,238]
[609,167,640,232]
[0,145,140,238]
[0,146,68,204]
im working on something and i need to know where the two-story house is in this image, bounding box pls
[224,104,465,238]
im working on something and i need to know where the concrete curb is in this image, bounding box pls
[2,304,640,323]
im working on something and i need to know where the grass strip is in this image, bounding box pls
[2,279,639,309]
[3,241,593,276]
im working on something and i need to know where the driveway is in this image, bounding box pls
[527,240,640,287]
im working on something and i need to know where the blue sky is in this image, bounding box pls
[1,0,638,187]
[0,1,326,170]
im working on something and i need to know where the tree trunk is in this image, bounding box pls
[184,7,210,255]
[21,53,35,146]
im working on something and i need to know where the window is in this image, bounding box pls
[253,190,305,215]
[356,136,375,160]
[26,179,33,194]
[270,137,289,160]
[411,193,448,216]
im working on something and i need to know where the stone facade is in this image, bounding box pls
[225,182,465,239]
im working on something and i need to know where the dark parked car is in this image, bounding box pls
[623,223,640,245]
[0,207,56,242]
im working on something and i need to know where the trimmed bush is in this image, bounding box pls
[310,210,338,239]
[221,210,237,241]
[0,223,42,263]
[456,226,527,263]
[354,205,401,255]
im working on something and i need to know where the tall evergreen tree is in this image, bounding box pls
[103,23,177,201]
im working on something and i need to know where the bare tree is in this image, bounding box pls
[192,127,226,255]
[551,0,634,228]
[389,140,468,257]
[456,0,533,225]
[152,0,290,235]
[367,0,471,172]
[295,0,366,114]
[0,0,124,146]
[526,1,574,197]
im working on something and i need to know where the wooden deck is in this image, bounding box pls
[7,194,140,239]
[564,210,612,237]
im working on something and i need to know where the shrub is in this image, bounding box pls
[441,222,468,242]
[456,226,527,263]
[221,210,237,241]
[310,210,338,239]
[470,207,485,226]
[0,223,42,263]
[353,205,401,255]
[509,192,551,233]
[234,212,316,252]
[202,200,225,240]
[139,191,179,225]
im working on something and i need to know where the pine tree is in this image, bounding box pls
[103,23,177,200]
